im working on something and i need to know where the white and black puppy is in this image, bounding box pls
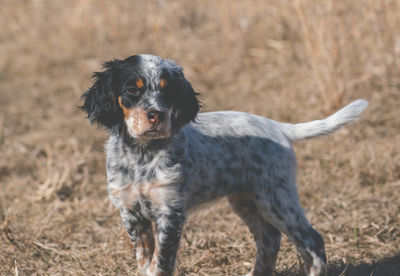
[81,54,368,276]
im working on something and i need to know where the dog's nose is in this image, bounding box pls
[147,110,164,124]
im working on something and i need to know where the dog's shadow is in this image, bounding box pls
[281,253,400,276]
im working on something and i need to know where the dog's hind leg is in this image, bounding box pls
[228,193,281,276]
[253,188,327,276]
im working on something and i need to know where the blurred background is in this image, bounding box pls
[0,0,399,275]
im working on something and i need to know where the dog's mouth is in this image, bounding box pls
[143,129,158,134]
[138,128,171,139]
[142,129,161,136]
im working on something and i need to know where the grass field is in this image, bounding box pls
[0,0,399,275]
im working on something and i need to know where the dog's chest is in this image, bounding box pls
[108,181,155,220]
[106,148,182,215]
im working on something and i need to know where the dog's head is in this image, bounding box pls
[81,54,200,141]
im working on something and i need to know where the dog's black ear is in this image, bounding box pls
[171,73,201,131]
[80,60,123,130]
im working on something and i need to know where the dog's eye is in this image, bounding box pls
[125,78,145,95]
[136,78,144,89]
[159,79,167,89]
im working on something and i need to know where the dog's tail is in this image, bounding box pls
[281,99,368,142]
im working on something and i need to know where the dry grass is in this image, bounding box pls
[0,0,399,275]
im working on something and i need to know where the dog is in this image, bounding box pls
[81,54,368,276]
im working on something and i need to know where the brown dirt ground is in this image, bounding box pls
[0,0,399,275]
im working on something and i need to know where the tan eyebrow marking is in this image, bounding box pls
[159,79,167,89]
[136,78,144,89]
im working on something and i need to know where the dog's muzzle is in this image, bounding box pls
[118,97,170,139]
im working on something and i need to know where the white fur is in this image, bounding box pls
[280,99,368,141]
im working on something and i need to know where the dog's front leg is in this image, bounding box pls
[120,209,155,274]
[146,208,185,276]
